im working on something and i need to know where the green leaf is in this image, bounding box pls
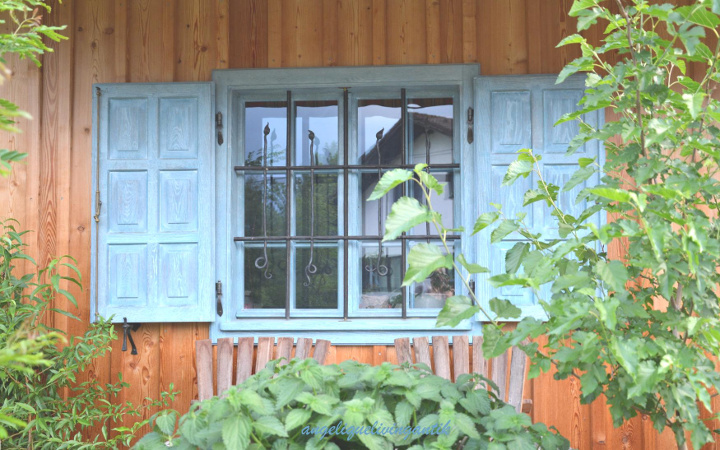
[489,274,532,288]
[472,212,499,235]
[394,400,413,427]
[557,33,585,47]
[489,298,522,319]
[578,157,595,168]
[569,0,597,16]
[588,187,632,203]
[523,189,547,207]
[223,414,251,450]
[417,171,444,196]
[455,412,481,439]
[610,338,639,375]
[505,242,529,274]
[253,416,288,438]
[368,169,413,201]
[682,92,705,119]
[482,325,508,359]
[562,165,595,192]
[403,243,453,286]
[285,409,311,432]
[383,197,434,241]
[502,159,533,186]
[595,260,628,292]
[491,220,519,243]
[154,411,177,435]
[436,295,480,327]
[678,5,720,28]
[457,253,489,274]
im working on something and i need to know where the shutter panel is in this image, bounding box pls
[474,74,603,320]
[92,83,215,323]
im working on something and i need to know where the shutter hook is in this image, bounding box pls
[121,317,140,355]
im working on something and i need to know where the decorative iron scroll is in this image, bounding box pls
[364,128,389,277]
[254,123,273,279]
[303,130,318,287]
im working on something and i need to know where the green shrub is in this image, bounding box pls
[135,357,568,450]
[0,220,174,449]
[370,1,720,448]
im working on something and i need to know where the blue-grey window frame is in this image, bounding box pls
[211,65,480,345]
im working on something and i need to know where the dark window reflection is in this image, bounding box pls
[244,174,286,237]
[295,246,338,309]
[244,246,287,309]
[360,244,402,309]
[294,173,338,236]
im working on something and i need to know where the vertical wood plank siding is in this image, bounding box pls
[0,1,700,448]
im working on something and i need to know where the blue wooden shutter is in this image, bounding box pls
[92,83,215,323]
[474,74,603,320]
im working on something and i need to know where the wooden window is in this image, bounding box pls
[212,65,478,344]
[91,66,601,344]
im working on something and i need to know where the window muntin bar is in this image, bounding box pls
[236,88,459,320]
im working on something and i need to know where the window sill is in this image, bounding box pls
[218,317,471,332]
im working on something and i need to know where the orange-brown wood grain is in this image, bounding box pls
[425,0,441,65]
[7,1,711,448]
[438,0,462,64]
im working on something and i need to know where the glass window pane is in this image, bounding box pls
[357,99,402,165]
[409,171,454,235]
[408,98,454,165]
[409,240,455,310]
[360,173,402,236]
[294,173,338,236]
[360,243,402,309]
[244,245,287,309]
[244,174,286,237]
[244,101,287,166]
[295,246,338,309]
[295,101,339,165]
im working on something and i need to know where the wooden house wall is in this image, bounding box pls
[0,0,711,448]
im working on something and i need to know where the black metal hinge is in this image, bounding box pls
[216,112,224,145]
[467,107,474,144]
[216,280,223,316]
[121,317,140,354]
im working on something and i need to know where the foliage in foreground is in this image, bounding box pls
[371,0,720,448]
[135,358,568,450]
[0,221,175,449]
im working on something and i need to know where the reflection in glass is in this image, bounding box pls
[409,241,455,309]
[295,173,338,236]
[360,244,402,309]
[409,171,455,235]
[244,245,287,309]
[360,173,402,236]
[296,246,338,309]
[244,174,286,237]
[357,99,402,165]
[244,101,287,166]
[408,98,454,165]
[295,101,339,165]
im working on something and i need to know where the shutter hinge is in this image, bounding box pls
[216,112,224,145]
[467,107,474,144]
[216,280,223,316]
[469,279,476,296]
